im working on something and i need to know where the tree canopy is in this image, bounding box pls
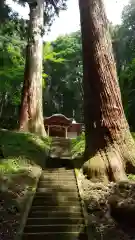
[0,0,135,131]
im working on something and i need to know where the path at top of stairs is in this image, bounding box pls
[49,137,72,159]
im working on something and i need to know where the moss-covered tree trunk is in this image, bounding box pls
[19,0,46,136]
[79,0,135,182]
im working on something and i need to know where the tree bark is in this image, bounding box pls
[79,0,135,182]
[19,0,46,136]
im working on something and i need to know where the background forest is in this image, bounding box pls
[0,1,135,130]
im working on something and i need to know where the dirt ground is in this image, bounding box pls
[79,172,135,240]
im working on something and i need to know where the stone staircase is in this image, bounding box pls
[49,137,72,159]
[21,137,87,240]
[22,166,87,240]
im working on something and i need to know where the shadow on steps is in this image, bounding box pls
[45,157,74,170]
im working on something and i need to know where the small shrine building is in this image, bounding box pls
[44,114,83,139]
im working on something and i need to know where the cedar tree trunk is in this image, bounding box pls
[19,0,46,136]
[79,0,135,182]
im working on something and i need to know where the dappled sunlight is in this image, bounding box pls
[0,164,41,240]
[78,173,135,239]
[0,129,50,167]
[23,157,87,239]
[0,129,48,239]
[1,0,135,239]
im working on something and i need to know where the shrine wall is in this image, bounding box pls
[67,132,77,139]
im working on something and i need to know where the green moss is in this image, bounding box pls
[0,129,50,228]
[0,129,51,169]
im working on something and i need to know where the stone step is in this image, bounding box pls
[50,146,70,149]
[41,173,75,177]
[39,178,76,182]
[40,175,75,178]
[26,217,84,225]
[49,155,71,159]
[41,172,74,174]
[38,184,77,188]
[38,180,77,185]
[32,198,79,205]
[38,179,76,183]
[32,199,80,206]
[50,144,70,147]
[35,189,78,195]
[41,174,74,177]
[38,180,76,184]
[38,183,77,188]
[39,179,76,183]
[36,188,78,194]
[35,192,79,197]
[29,210,82,218]
[41,172,75,176]
[49,151,71,154]
[41,172,74,175]
[50,155,71,160]
[24,224,85,233]
[31,206,81,212]
[33,194,79,199]
[42,168,73,172]
[50,145,70,148]
[52,140,70,143]
[35,190,79,196]
[37,186,77,191]
[22,232,87,240]
[40,176,75,179]
[51,141,70,143]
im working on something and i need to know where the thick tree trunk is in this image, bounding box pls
[79,0,135,182]
[19,0,46,136]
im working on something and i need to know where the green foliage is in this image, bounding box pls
[71,133,85,158]
[119,59,135,122]
[110,0,135,130]
[43,31,83,122]
[127,174,135,181]
[111,1,135,70]
[1,0,135,132]
[0,12,26,128]
[43,42,65,63]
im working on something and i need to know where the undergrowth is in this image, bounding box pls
[0,129,51,240]
[71,132,85,158]
[0,129,51,169]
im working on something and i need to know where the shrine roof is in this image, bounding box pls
[44,114,73,126]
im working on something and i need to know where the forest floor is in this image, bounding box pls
[0,129,50,240]
[72,134,135,239]
[79,173,135,240]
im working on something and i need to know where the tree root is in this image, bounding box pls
[83,144,128,183]
[83,130,135,183]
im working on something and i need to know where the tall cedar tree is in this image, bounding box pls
[19,0,46,135]
[19,0,66,135]
[79,0,135,182]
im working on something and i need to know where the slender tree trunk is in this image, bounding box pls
[79,0,135,182]
[0,93,5,117]
[19,0,46,136]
